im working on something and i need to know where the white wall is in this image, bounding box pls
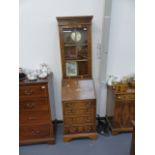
[19,0,105,120]
[98,0,135,117]
[107,0,135,78]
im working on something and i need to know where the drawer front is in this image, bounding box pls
[20,111,50,124]
[64,125,96,134]
[64,101,94,109]
[64,115,95,126]
[20,84,48,97]
[20,98,49,111]
[115,94,135,100]
[20,124,51,140]
[64,108,94,115]
[63,101,95,115]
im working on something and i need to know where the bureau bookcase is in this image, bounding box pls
[57,16,97,141]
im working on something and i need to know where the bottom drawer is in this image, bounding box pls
[64,125,96,134]
[20,124,52,140]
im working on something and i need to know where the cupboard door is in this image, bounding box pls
[114,100,134,128]
[129,100,135,123]
[114,101,123,127]
[121,100,130,127]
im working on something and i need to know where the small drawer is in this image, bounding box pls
[64,115,95,126]
[74,101,95,109]
[20,84,48,97]
[64,125,96,134]
[77,108,94,115]
[116,94,135,100]
[64,101,95,110]
[83,125,96,133]
[20,111,50,124]
[115,95,124,100]
[64,108,94,115]
[63,101,95,115]
[20,124,51,140]
[19,98,49,111]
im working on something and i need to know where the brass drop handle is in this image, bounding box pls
[31,130,40,135]
[36,130,40,134]
[41,85,46,89]
[117,96,121,99]
[24,90,33,95]
[86,117,90,122]
[28,116,37,120]
[70,109,73,113]
[26,102,34,109]
[87,102,92,108]
[87,127,91,132]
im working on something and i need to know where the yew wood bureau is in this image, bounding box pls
[106,85,135,135]
[19,74,55,145]
[62,79,97,142]
[57,16,97,142]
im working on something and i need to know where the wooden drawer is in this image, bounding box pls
[20,111,50,124]
[115,94,135,100]
[20,84,48,97]
[20,124,51,140]
[19,98,49,111]
[64,101,95,109]
[63,101,95,115]
[64,115,95,126]
[64,125,96,134]
[64,108,94,115]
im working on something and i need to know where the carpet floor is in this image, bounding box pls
[19,124,132,155]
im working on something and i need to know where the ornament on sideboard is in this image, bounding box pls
[38,63,51,79]
[19,68,26,81]
[107,74,135,92]
[26,69,38,81]
[107,75,120,86]
[20,63,52,81]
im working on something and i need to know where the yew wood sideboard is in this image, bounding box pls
[106,85,135,135]
[19,74,55,145]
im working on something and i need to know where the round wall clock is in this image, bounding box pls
[70,31,82,42]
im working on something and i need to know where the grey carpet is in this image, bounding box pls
[19,124,132,155]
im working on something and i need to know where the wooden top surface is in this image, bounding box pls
[56,16,93,26]
[56,16,93,20]
[107,85,135,94]
[19,73,52,85]
[62,79,96,101]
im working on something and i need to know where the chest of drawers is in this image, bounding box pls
[62,79,97,142]
[19,74,55,144]
[106,85,135,135]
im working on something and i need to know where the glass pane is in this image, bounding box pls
[64,46,77,60]
[63,27,87,44]
[78,61,88,75]
[64,45,88,60]
[77,45,88,59]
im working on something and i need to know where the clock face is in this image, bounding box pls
[70,31,82,42]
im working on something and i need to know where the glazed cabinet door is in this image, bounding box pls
[61,26,91,78]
